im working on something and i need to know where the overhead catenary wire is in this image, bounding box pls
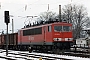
[0,0,84,31]
[0,0,64,19]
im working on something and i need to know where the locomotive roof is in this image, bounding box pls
[20,22,72,30]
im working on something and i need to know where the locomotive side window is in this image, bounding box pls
[35,28,42,34]
[23,27,42,36]
[48,26,52,32]
[63,26,71,31]
[54,26,62,32]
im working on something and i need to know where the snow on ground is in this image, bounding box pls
[0,49,90,60]
[30,52,90,60]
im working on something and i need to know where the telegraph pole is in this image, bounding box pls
[10,15,14,33]
[59,5,61,22]
[4,11,10,56]
[12,19,14,33]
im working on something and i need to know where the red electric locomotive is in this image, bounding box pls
[18,21,73,52]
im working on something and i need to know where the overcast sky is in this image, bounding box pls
[0,0,90,33]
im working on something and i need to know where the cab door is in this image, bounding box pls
[44,26,46,42]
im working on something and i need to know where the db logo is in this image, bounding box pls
[29,36,34,40]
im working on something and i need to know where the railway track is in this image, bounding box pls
[62,52,90,58]
[8,51,73,60]
[34,50,90,58]
[0,49,90,60]
[0,49,73,60]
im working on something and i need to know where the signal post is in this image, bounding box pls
[4,11,10,56]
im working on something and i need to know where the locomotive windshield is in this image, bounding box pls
[63,26,71,31]
[54,26,62,32]
[54,26,71,32]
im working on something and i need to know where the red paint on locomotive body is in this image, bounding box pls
[18,22,73,45]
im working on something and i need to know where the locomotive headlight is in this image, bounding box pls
[53,38,61,41]
[65,38,73,41]
[53,38,57,41]
[58,38,61,41]
[65,38,68,41]
[68,38,73,41]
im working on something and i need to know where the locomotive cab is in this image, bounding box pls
[52,23,73,50]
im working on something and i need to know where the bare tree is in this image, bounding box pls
[85,17,90,28]
[61,4,90,39]
[38,11,57,22]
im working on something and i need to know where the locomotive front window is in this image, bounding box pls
[54,26,62,32]
[63,26,70,31]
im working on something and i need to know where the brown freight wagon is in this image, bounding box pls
[0,33,18,49]
[0,34,4,47]
[0,32,31,50]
